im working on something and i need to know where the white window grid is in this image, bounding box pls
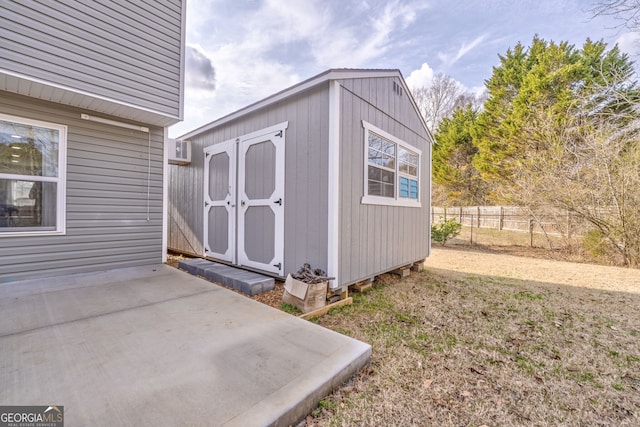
[361,120,421,208]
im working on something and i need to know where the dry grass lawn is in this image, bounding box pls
[306,254,640,426]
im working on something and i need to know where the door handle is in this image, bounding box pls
[241,200,245,207]
[273,198,282,206]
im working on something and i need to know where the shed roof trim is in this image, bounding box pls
[179,68,431,140]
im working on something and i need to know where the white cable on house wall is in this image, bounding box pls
[147,130,151,221]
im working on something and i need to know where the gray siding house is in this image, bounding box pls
[169,69,432,290]
[0,1,185,281]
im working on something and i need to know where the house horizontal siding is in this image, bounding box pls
[0,92,164,282]
[0,0,183,119]
[337,77,431,286]
[169,86,330,275]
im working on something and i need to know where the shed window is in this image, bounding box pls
[362,121,421,207]
[0,114,66,236]
[398,147,419,200]
[367,132,396,198]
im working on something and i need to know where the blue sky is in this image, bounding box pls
[169,0,640,137]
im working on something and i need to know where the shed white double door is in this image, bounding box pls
[203,123,286,275]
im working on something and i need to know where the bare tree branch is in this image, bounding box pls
[410,73,480,132]
[590,0,640,32]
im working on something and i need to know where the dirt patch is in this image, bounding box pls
[426,246,640,294]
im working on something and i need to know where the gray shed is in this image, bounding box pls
[168,69,432,290]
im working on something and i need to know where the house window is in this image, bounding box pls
[362,121,421,207]
[0,114,66,235]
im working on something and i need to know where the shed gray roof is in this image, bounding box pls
[179,68,430,140]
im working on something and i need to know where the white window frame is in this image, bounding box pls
[361,121,421,207]
[0,113,67,236]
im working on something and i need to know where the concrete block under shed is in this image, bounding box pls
[411,261,425,272]
[392,266,411,278]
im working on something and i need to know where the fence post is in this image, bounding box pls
[477,206,481,228]
[499,206,504,230]
[529,217,534,247]
[470,214,474,244]
[444,207,447,221]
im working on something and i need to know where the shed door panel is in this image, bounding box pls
[204,140,236,262]
[237,130,285,274]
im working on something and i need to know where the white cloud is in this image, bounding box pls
[616,32,640,57]
[357,1,418,63]
[405,63,487,106]
[184,0,217,44]
[470,85,487,98]
[309,0,425,68]
[251,0,427,69]
[184,44,216,91]
[242,0,327,52]
[170,54,300,137]
[437,34,488,68]
[405,62,435,89]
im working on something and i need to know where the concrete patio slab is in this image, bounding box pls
[0,265,371,426]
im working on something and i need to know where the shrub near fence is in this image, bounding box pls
[431,206,590,247]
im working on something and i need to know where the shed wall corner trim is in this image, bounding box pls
[327,80,341,289]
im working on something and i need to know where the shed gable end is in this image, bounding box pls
[338,76,430,142]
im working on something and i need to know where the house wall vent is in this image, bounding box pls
[168,139,191,165]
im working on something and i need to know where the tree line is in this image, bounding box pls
[413,3,640,266]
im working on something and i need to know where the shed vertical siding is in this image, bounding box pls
[0,0,183,119]
[337,77,431,285]
[168,148,205,256]
[0,92,164,281]
[168,86,330,276]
